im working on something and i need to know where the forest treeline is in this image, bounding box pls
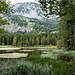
[0,33,57,46]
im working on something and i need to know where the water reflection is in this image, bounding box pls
[28,50,42,56]
[0,53,28,58]
[0,50,13,54]
[0,49,42,58]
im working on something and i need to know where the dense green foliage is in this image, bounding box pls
[0,28,5,34]
[0,0,13,26]
[38,0,75,50]
[0,33,57,46]
[0,0,14,36]
[57,51,75,62]
[57,0,75,50]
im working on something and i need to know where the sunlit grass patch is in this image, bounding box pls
[40,53,58,60]
[19,50,34,52]
[21,46,57,50]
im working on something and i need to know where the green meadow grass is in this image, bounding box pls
[0,45,57,50]
[0,45,17,48]
[21,46,57,50]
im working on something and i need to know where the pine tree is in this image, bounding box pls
[46,35,50,45]
[36,37,40,45]
[38,0,75,50]
[12,36,17,46]
[41,36,46,45]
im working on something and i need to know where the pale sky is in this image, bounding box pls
[10,0,39,4]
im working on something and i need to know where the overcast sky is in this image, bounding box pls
[10,0,39,4]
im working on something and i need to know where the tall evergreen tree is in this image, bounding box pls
[38,0,75,50]
[12,36,17,46]
[36,37,40,45]
[41,36,46,45]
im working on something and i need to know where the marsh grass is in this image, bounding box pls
[0,57,28,72]
[1,62,52,75]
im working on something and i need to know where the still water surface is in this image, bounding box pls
[0,48,43,58]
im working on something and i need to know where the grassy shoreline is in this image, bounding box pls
[0,45,57,49]
[0,45,75,75]
[1,54,75,75]
[0,45,18,48]
[21,46,58,50]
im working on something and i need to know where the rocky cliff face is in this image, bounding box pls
[13,2,45,20]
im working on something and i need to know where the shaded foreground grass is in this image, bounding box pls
[0,58,27,71]
[1,62,52,75]
[26,55,75,75]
